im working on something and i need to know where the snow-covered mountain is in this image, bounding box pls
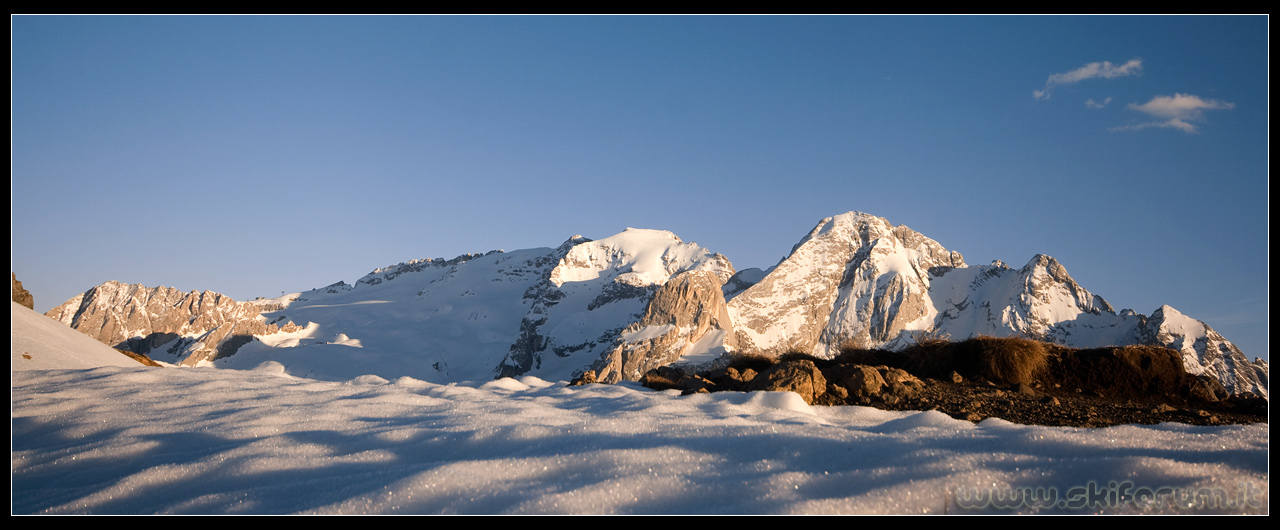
[728,212,1267,397]
[45,212,1267,396]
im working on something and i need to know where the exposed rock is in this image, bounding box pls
[640,365,714,393]
[11,273,34,309]
[45,281,298,366]
[593,270,736,383]
[744,360,827,404]
[567,370,598,386]
[496,236,595,379]
[880,366,925,397]
[721,267,768,300]
[825,364,886,399]
[356,252,492,287]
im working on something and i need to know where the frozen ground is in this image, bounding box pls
[11,304,1269,515]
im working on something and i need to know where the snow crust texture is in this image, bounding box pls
[12,365,1269,514]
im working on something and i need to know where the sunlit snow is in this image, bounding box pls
[11,303,1268,515]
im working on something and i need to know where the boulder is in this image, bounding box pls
[744,360,827,404]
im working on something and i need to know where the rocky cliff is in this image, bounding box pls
[591,270,736,383]
[45,281,299,366]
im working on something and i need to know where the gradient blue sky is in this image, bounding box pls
[12,16,1269,361]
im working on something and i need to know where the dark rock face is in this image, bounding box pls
[496,237,587,379]
[12,273,34,309]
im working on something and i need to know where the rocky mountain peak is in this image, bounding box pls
[46,281,299,366]
[729,211,964,355]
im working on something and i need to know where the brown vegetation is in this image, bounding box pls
[632,336,1266,427]
[115,348,163,367]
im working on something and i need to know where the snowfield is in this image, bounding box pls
[11,304,1269,514]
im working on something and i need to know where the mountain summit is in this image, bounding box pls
[46,211,1267,397]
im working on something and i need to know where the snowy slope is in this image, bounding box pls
[11,350,1268,513]
[213,229,734,384]
[219,246,560,382]
[10,294,1269,515]
[12,301,145,370]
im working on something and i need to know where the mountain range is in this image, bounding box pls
[45,211,1268,397]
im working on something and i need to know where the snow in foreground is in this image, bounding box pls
[12,363,1268,515]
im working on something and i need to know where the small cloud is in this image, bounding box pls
[1034,58,1143,100]
[1085,97,1112,109]
[1128,93,1234,119]
[1108,119,1196,133]
[1110,93,1234,133]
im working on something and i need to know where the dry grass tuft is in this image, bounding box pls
[834,345,907,369]
[778,350,835,368]
[726,351,777,373]
[902,341,955,378]
[640,367,681,390]
[970,336,1048,385]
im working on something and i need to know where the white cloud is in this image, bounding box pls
[1111,93,1235,133]
[1128,93,1234,119]
[1085,97,1112,109]
[1034,58,1143,100]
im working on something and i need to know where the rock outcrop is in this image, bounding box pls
[592,270,736,383]
[45,281,299,366]
[12,273,34,309]
[744,359,828,404]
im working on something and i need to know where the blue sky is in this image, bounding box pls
[11,16,1268,361]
